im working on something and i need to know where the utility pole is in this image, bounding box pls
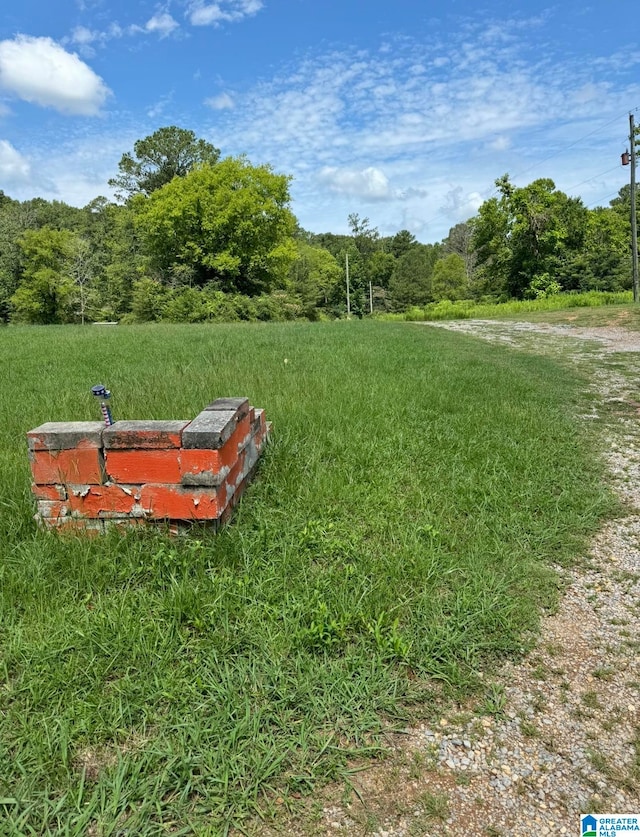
[369,281,373,315]
[631,113,639,303]
[345,253,351,317]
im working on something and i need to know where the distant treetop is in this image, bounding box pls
[108,126,221,201]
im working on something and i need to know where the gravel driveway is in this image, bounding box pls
[262,320,640,837]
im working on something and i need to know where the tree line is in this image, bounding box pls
[0,125,638,324]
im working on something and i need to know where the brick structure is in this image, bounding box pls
[27,398,271,532]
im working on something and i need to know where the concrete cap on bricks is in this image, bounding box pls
[27,422,104,451]
[103,420,190,449]
[182,410,238,449]
[204,397,250,420]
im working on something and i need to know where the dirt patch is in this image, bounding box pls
[73,745,119,783]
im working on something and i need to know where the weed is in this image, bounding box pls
[531,691,547,713]
[482,684,507,717]
[519,720,539,738]
[582,691,602,710]
[409,750,429,779]
[417,791,450,820]
[592,667,615,681]
[582,796,609,814]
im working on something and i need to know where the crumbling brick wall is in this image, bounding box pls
[27,397,270,532]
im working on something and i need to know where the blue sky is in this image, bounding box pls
[0,0,639,242]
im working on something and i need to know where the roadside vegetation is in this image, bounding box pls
[0,321,615,833]
[377,290,636,323]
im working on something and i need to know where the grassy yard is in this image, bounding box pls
[0,321,614,834]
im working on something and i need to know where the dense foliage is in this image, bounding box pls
[0,125,637,324]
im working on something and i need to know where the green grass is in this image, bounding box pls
[378,291,635,325]
[0,321,614,834]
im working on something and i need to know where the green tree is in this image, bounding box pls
[570,207,630,291]
[472,191,512,298]
[509,178,587,296]
[305,231,352,260]
[19,197,85,232]
[11,227,77,323]
[102,204,147,317]
[388,243,442,309]
[0,195,25,321]
[473,175,589,299]
[443,221,476,284]
[290,242,342,317]
[133,157,297,295]
[431,254,468,301]
[347,213,379,258]
[388,229,417,259]
[129,277,169,322]
[365,251,396,290]
[109,126,220,201]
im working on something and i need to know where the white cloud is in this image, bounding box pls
[488,136,511,151]
[319,166,393,201]
[147,91,174,119]
[70,26,97,46]
[5,11,638,244]
[69,15,175,51]
[189,0,263,26]
[204,92,234,109]
[199,18,640,240]
[144,13,179,37]
[3,127,141,206]
[0,139,31,182]
[439,186,484,218]
[0,35,110,115]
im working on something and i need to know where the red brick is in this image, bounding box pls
[30,448,104,485]
[218,465,258,525]
[27,422,103,451]
[179,416,251,484]
[221,417,249,466]
[36,499,69,519]
[103,420,189,450]
[180,447,223,480]
[32,484,67,501]
[140,484,221,520]
[106,449,181,484]
[220,448,248,508]
[66,484,137,517]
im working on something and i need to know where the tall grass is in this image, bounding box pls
[378,290,633,323]
[0,322,613,833]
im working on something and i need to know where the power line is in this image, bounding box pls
[508,109,631,184]
[585,191,621,209]
[419,106,640,240]
[564,165,621,193]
